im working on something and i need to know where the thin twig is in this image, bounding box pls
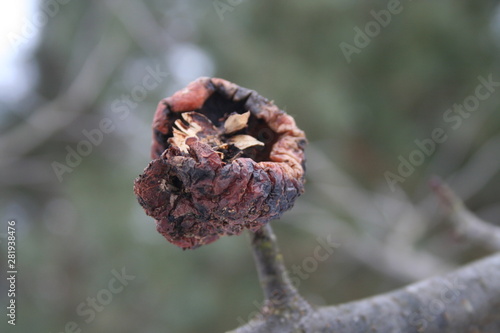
[430,176,500,252]
[249,224,312,315]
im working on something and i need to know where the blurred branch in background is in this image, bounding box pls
[296,145,455,283]
[431,177,500,252]
[444,134,500,201]
[0,29,131,167]
[104,0,172,54]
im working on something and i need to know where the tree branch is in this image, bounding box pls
[430,177,500,252]
[246,224,312,320]
[232,252,500,333]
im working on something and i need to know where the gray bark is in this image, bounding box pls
[232,252,500,333]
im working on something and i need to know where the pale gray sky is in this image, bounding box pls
[0,0,39,105]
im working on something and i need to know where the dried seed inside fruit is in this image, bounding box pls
[227,135,264,150]
[134,77,307,249]
[224,111,251,134]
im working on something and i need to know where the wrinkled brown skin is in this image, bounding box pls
[134,77,307,249]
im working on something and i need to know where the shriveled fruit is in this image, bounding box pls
[134,77,306,249]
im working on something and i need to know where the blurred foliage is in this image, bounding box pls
[1,1,500,332]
